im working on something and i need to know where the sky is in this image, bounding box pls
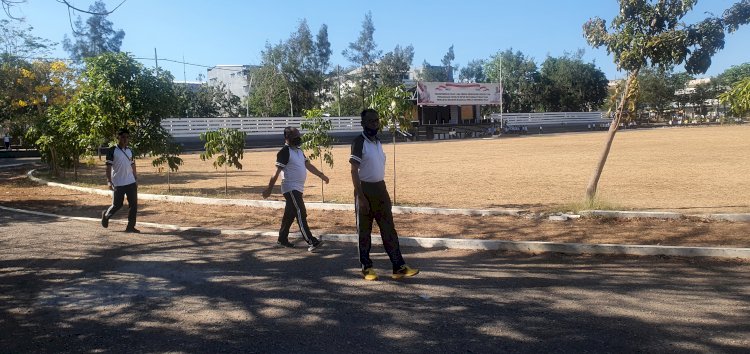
[8,0,750,82]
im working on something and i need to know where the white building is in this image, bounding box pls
[206,65,253,99]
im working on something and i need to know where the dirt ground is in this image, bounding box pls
[2,165,749,248]
[52,125,750,214]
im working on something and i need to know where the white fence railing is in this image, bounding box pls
[490,112,609,126]
[161,116,361,138]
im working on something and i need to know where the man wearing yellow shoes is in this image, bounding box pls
[350,109,419,281]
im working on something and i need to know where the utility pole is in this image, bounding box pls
[337,65,342,117]
[154,48,159,74]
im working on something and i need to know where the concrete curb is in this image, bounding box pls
[2,205,748,260]
[580,209,750,222]
[25,169,524,216]
[0,162,37,169]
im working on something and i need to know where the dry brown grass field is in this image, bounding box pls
[64,125,750,213]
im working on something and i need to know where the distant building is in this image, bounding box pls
[206,65,259,99]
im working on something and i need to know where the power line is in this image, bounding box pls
[9,54,252,73]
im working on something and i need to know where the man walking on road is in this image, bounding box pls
[350,109,419,281]
[101,128,140,233]
[263,127,328,252]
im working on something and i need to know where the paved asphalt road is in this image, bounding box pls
[1,211,748,353]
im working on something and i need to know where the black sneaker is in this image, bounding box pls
[276,240,295,248]
[101,211,109,228]
[125,227,141,234]
[308,239,323,252]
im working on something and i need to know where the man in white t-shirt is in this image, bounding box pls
[350,109,419,281]
[262,127,329,252]
[101,128,140,233]
[3,134,10,150]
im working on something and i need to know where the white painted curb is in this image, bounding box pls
[581,209,750,222]
[2,205,748,259]
[26,169,524,216]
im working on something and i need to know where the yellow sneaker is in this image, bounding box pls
[392,265,419,279]
[362,268,378,281]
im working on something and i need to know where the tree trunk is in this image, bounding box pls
[225,164,228,195]
[50,148,58,177]
[585,72,637,202]
[392,128,397,204]
[74,153,78,182]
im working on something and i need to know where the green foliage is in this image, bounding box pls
[0,19,54,58]
[199,128,246,170]
[459,59,486,83]
[716,62,750,87]
[719,77,750,117]
[484,48,541,113]
[636,67,694,120]
[62,0,125,62]
[368,85,414,132]
[539,52,609,112]
[378,44,414,88]
[300,108,334,168]
[583,0,750,75]
[343,11,382,105]
[30,52,182,174]
[248,62,291,117]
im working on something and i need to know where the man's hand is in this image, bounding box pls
[321,175,330,184]
[356,193,369,215]
[262,187,272,199]
[107,181,114,191]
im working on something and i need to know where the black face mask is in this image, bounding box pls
[364,127,379,137]
[290,137,302,147]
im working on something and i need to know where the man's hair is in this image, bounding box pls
[360,108,378,121]
[283,126,295,139]
[117,128,130,136]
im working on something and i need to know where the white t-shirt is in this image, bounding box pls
[105,146,136,187]
[349,133,386,183]
[3,135,9,143]
[275,145,308,193]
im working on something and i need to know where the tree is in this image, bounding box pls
[31,52,182,176]
[378,44,414,88]
[62,0,125,62]
[248,62,291,117]
[343,11,381,106]
[300,108,334,201]
[636,67,680,121]
[719,77,750,117]
[441,45,456,81]
[0,19,53,57]
[459,59,486,83]
[716,62,750,87]
[0,19,58,135]
[485,49,541,113]
[200,128,246,194]
[539,52,608,112]
[368,85,414,203]
[582,0,750,202]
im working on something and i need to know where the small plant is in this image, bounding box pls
[301,108,334,201]
[200,128,247,194]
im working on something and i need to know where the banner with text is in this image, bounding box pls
[417,82,502,106]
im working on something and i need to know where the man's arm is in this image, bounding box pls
[262,167,283,199]
[350,163,369,214]
[106,164,113,190]
[131,160,137,182]
[305,160,329,184]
